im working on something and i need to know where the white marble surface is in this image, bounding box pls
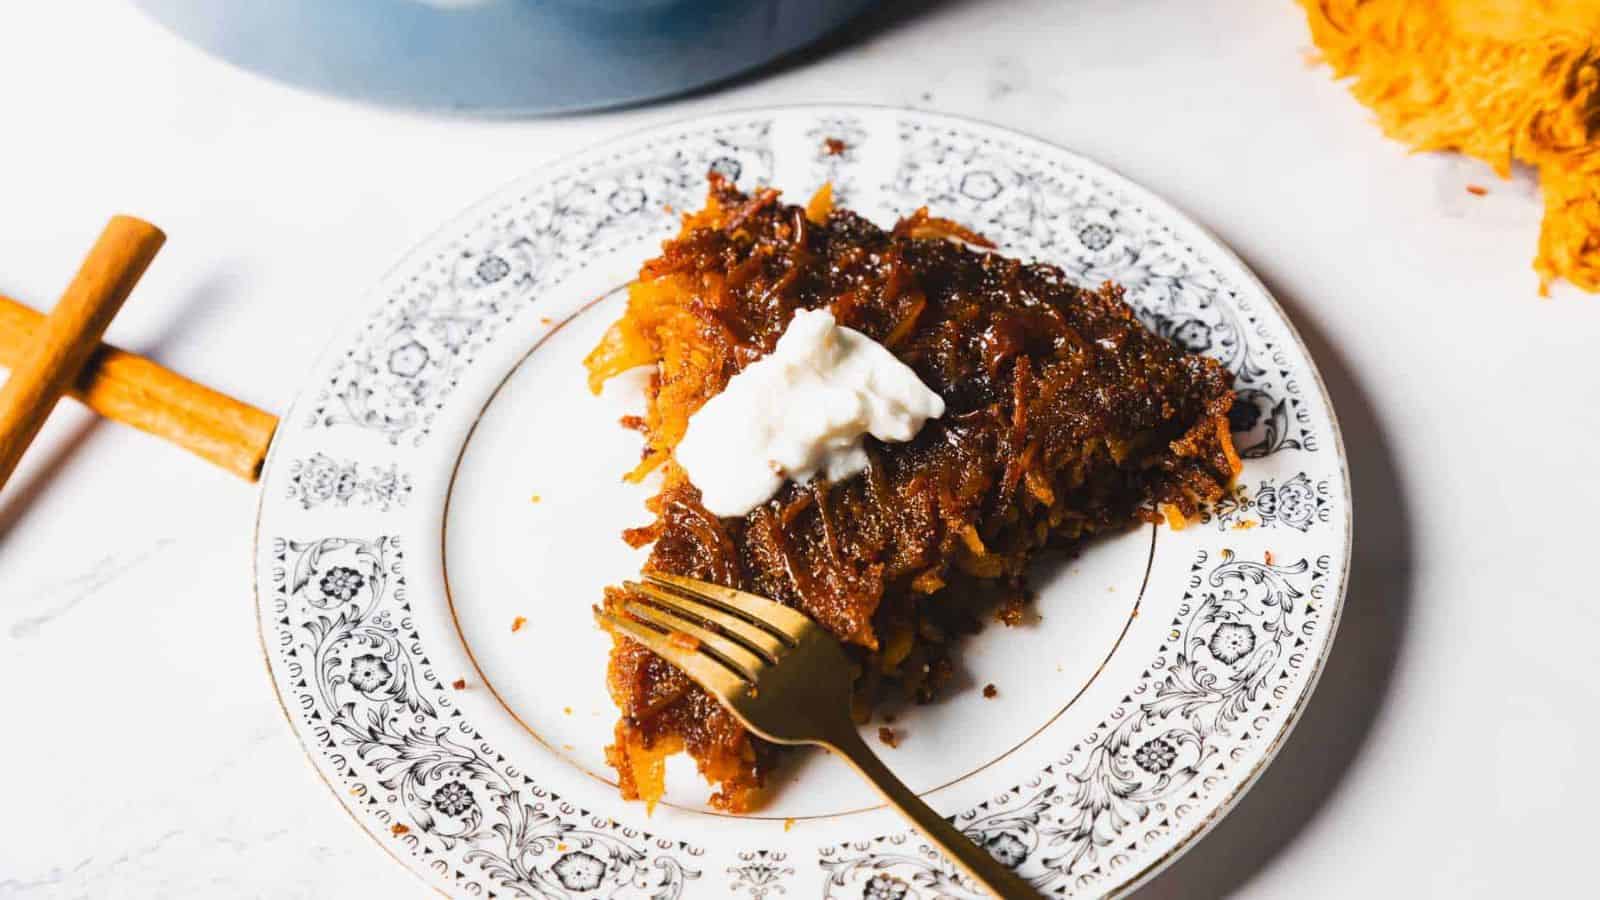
[1,0,1596,896]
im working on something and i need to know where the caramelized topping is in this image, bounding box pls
[588,176,1239,812]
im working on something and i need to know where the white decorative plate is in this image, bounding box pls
[255,106,1350,899]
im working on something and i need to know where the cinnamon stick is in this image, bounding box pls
[0,217,170,491]
[0,293,278,482]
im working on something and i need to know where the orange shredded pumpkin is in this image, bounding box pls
[1298,0,1600,294]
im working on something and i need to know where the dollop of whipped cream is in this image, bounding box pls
[675,308,945,518]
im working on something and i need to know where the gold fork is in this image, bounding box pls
[596,571,1043,900]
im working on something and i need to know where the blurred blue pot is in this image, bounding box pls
[135,0,878,115]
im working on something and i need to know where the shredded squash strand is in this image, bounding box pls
[1299,0,1600,293]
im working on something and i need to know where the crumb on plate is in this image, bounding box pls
[877,726,900,748]
[983,683,998,699]
[994,594,1026,626]
[1161,503,1188,530]
[512,615,527,633]
[451,678,467,690]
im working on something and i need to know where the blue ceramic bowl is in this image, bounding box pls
[135,0,878,116]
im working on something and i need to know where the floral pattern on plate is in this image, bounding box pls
[255,106,1349,898]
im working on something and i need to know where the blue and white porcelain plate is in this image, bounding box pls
[254,106,1350,898]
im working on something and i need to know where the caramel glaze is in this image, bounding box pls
[599,178,1239,812]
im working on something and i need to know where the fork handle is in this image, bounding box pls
[824,728,1044,899]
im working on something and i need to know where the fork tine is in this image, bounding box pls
[626,580,789,659]
[620,598,768,682]
[642,571,814,639]
[594,609,749,697]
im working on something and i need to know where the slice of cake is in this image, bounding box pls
[585,175,1240,812]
